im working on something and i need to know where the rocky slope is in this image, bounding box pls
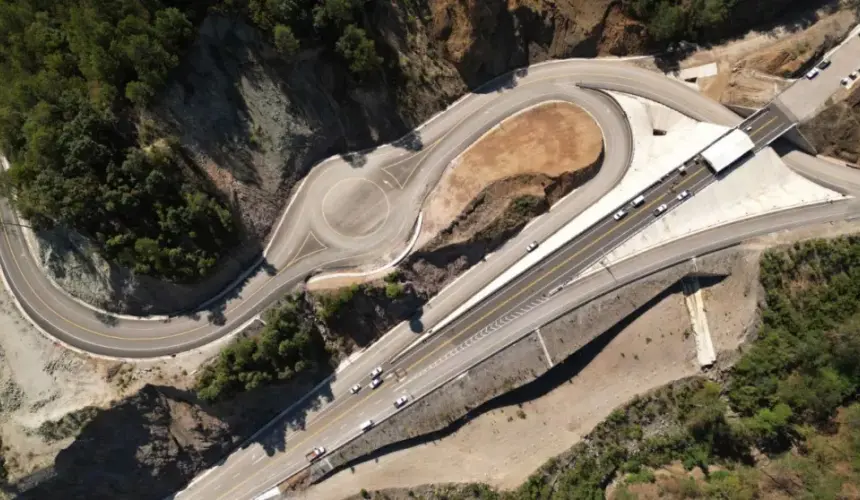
[33,0,641,314]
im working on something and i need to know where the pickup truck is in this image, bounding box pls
[305,446,326,462]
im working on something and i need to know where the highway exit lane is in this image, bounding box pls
[195,163,718,500]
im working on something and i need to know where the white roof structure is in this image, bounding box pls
[700,129,755,172]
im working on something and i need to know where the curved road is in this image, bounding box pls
[0,59,739,358]
[3,53,859,499]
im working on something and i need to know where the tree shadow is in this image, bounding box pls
[391,130,424,152]
[340,151,368,168]
[652,42,698,75]
[93,311,118,327]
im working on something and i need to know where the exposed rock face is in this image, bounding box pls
[14,378,329,500]
[31,0,638,314]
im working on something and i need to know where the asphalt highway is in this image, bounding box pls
[181,164,720,500]
[2,34,860,500]
[0,60,746,358]
[171,44,860,496]
[740,102,797,150]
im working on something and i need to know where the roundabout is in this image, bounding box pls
[0,57,832,358]
[321,178,391,240]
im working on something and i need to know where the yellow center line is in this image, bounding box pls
[215,167,711,500]
[748,116,777,137]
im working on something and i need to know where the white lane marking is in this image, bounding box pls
[252,455,266,465]
[535,327,554,368]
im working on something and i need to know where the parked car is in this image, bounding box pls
[393,395,410,408]
[817,59,831,70]
[676,190,691,201]
[678,165,687,175]
[350,384,361,394]
[360,420,374,432]
[613,209,627,221]
[841,77,851,88]
[653,203,668,216]
[806,68,820,80]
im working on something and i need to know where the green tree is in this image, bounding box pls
[273,24,299,56]
[335,24,381,75]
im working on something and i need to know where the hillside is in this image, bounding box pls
[0,0,828,313]
[342,234,860,500]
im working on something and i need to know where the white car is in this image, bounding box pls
[850,71,858,80]
[370,366,383,379]
[393,395,409,408]
[370,377,383,390]
[841,77,851,88]
[676,190,691,201]
[350,384,361,394]
[360,420,374,432]
[806,68,820,80]
[526,241,539,252]
[613,209,627,221]
[677,165,687,175]
[653,204,668,216]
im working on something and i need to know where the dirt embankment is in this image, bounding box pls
[801,85,860,164]
[399,101,603,297]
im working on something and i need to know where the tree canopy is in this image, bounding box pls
[0,0,236,282]
[196,296,330,401]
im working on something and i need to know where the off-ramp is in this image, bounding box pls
[0,60,733,358]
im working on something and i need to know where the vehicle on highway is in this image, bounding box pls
[678,165,687,175]
[526,241,539,252]
[632,194,646,207]
[360,420,374,432]
[817,59,831,70]
[305,447,326,463]
[806,68,820,80]
[393,395,410,408]
[613,209,627,221]
[350,384,361,394]
[841,77,851,88]
[546,284,564,297]
[370,366,383,379]
[676,190,691,201]
[654,203,668,216]
[370,377,383,390]
[744,125,753,132]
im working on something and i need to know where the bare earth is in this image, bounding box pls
[300,284,698,498]
[0,284,223,481]
[417,102,603,247]
[633,7,857,107]
[298,217,860,500]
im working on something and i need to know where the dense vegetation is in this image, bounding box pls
[364,236,860,499]
[0,0,384,283]
[196,295,330,401]
[0,0,236,281]
[623,0,815,44]
[219,0,383,75]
